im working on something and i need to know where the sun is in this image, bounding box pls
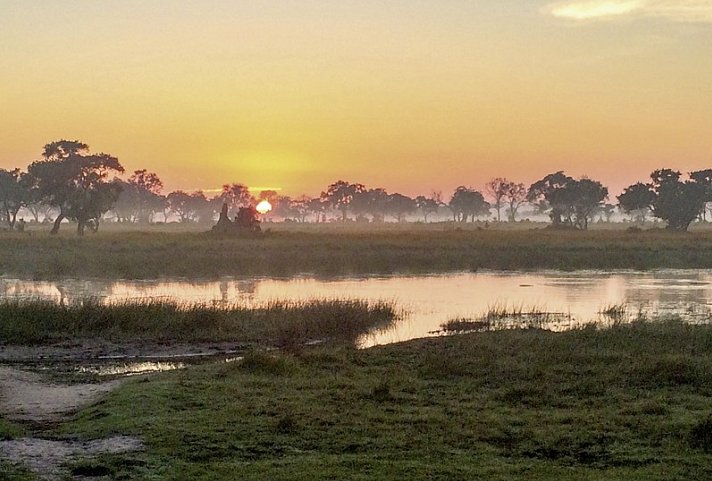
[256,200,273,214]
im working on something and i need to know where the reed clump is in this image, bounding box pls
[442,304,570,332]
[0,298,397,346]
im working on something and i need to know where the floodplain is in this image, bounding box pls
[2,224,712,480]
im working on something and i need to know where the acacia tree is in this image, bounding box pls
[25,140,124,235]
[527,171,573,225]
[617,182,655,223]
[220,183,253,215]
[690,169,712,221]
[570,178,608,230]
[0,168,29,228]
[649,169,707,231]
[267,195,292,221]
[128,169,164,223]
[485,178,508,222]
[386,193,416,222]
[113,180,140,222]
[351,188,388,222]
[527,172,607,229]
[192,191,220,224]
[167,190,196,222]
[415,194,441,222]
[500,181,527,222]
[307,197,328,222]
[598,203,616,223]
[449,186,490,222]
[320,180,366,221]
[287,195,312,223]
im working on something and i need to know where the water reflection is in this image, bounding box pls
[77,361,185,376]
[75,356,243,377]
[1,270,711,348]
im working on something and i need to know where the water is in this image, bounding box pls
[1,270,711,348]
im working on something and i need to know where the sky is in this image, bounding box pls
[1,0,711,198]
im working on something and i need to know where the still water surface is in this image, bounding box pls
[1,270,711,348]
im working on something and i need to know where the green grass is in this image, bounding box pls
[0,418,25,441]
[56,319,712,480]
[3,227,712,279]
[0,419,32,481]
[0,463,34,481]
[0,299,397,346]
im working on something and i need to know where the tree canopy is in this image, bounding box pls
[449,186,490,223]
[527,172,607,229]
[25,140,124,235]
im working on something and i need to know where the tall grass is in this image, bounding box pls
[442,303,570,332]
[599,302,628,322]
[0,298,397,346]
[2,228,712,279]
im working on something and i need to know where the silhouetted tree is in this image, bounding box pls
[690,169,712,221]
[220,183,253,215]
[167,190,195,222]
[528,173,607,229]
[598,203,616,222]
[0,168,29,228]
[258,190,280,204]
[386,193,416,222]
[288,196,312,223]
[649,169,707,231]
[112,180,140,222]
[449,186,490,222]
[500,181,527,222]
[25,140,124,235]
[321,181,366,221]
[24,201,54,224]
[128,169,164,222]
[527,171,573,225]
[415,195,441,222]
[192,191,221,224]
[307,197,328,222]
[485,178,508,222]
[570,178,608,230]
[617,182,655,223]
[352,188,388,222]
[270,195,296,221]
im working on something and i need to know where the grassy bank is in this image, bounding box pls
[0,299,396,347]
[53,320,712,480]
[3,228,712,279]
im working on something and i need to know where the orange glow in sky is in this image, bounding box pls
[1,1,711,197]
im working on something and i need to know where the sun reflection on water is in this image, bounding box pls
[1,270,711,348]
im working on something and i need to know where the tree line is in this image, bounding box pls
[1,140,710,234]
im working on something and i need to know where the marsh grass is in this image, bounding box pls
[600,302,628,321]
[442,304,570,332]
[0,298,397,346]
[60,319,712,480]
[3,228,712,279]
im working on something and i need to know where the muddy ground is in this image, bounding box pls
[0,362,146,480]
[0,341,245,479]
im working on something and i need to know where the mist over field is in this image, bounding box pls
[2,2,712,480]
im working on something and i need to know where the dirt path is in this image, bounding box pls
[0,366,143,480]
[0,366,123,423]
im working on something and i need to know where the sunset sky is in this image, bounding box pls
[1,0,711,197]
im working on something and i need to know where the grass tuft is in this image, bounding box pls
[0,298,397,347]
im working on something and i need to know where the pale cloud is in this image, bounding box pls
[549,1,644,20]
[548,0,712,23]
